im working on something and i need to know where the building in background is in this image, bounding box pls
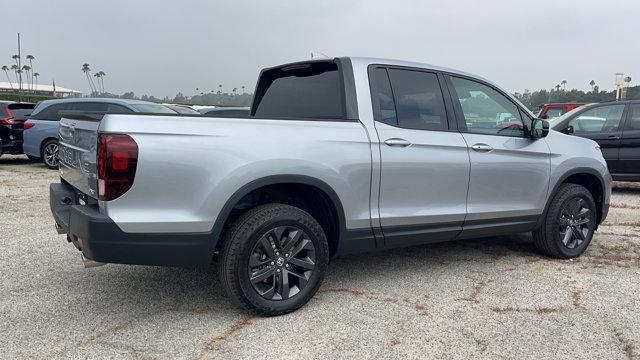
[0,82,81,97]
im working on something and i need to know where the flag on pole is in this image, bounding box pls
[52,79,57,97]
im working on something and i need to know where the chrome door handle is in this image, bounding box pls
[384,138,411,147]
[471,143,493,152]
[607,135,619,140]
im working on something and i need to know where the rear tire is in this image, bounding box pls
[533,183,596,259]
[41,139,59,169]
[218,203,329,316]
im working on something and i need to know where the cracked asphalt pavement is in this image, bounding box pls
[1,155,639,359]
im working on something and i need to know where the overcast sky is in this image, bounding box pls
[2,0,638,97]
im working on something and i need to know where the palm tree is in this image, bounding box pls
[32,72,39,91]
[11,55,22,90]
[589,80,596,92]
[555,84,561,92]
[232,87,237,95]
[561,80,567,91]
[26,55,35,90]
[21,65,31,92]
[241,85,245,94]
[82,63,96,94]
[97,71,106,93]
[93,72,102,94]
[218,84,222,93]
[1,65,14,90]
[624,76,632,84]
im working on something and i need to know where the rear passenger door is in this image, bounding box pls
[370,66,470,247]
[446,75,551,236]
[619,103,640,179]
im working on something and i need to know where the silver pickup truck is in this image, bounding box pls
[50,57,611,315]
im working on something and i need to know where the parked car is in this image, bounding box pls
[537,103,585,119]
[162,104,201,115]
[50,57,611,315]
[23,98,177,169]
[0,101,35,156]
[551,100,640,181]
[199,106,250,117]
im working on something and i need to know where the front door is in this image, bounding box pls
[446,75,551,237]
[565,103,626,173]
[370,67,470,247]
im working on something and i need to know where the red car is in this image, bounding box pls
[537,103,585,119]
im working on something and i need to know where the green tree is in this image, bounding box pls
[589,80,596,92]
[561,80,567,91]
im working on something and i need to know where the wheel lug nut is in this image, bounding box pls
[285,264,289,268]
[285,253,289,257]
[276,252,280,256]
[276,268,281,272]
[270,261,274,265]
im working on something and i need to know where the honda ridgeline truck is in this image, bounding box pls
[50,57,611,315]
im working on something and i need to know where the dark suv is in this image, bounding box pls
[0,101,35,157]
[551,100,640,181]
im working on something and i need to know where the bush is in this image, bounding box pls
[0,93,56,103]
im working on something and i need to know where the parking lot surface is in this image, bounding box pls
[1,155,639,359]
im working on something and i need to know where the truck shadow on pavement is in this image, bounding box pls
[62,234,539,317]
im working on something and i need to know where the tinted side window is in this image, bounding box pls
[624,104,640,131]
[72,102,109,112]
[569,105,625,133]
[32,103,71,121]
[387,69,448,130]
[450,76,524,137]
[372,68,397,126]
[254,62,343,119]
[107,104,134,113]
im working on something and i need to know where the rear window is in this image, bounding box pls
[130,104,177,114]
[253,61,343,119]
[7,103,35,120]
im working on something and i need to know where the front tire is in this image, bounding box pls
[218,204,329,316]
[41,139,59,169]
[533,183,597,259]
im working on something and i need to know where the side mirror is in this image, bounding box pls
[564,125,574,135]
[530,118,549,139]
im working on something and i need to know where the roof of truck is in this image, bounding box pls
[347,57,535,117]
[35,98,160,106]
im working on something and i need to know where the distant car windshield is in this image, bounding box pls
[131,104,177,114]
[549,105,590,129]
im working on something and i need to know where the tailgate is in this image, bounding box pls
[58,112,104,199]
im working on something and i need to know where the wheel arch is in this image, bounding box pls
[40,137,59,156]
[211,175,347,256]
[540,167,606,228]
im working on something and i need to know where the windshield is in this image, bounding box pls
[130,104,177,114]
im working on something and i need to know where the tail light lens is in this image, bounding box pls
[97,134,138,201]
[0,108,15,124]
[23,120,34,130]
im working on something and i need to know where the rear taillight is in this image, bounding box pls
[0,108,15,124]
[23,120,34,130]
[97,134,138,201]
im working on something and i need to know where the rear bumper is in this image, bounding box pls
[1,139,23,154]
[50,182,214,266]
